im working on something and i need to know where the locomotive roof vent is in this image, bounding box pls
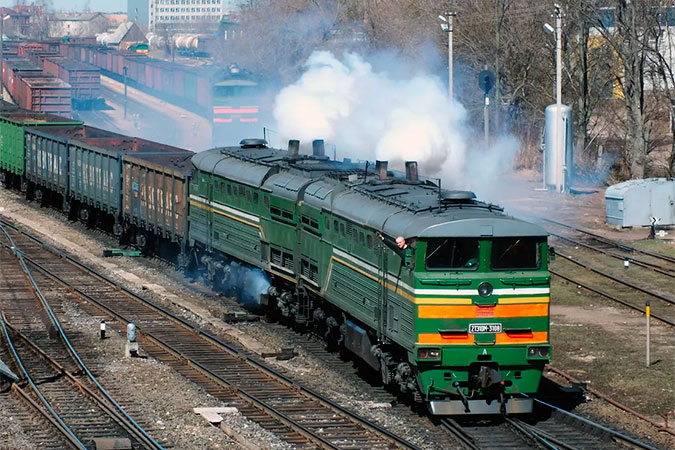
[375,160,388,180]
[288,139,300,158]
[312,139,325,157]
[441,190,477,204]
[311,139,329,160]
[239,138,268,148]
[405,161,419,182]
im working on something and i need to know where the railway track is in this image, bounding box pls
[439,401,659,450]
[548,230,675,278]
[0,217,421,450]
[1,318,161,450]
[541,217,675,265]
[526,216,675,326]
[0,225,164,449]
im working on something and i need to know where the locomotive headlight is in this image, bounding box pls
[528,346,551,359]
[478,281,493,298]
[417,348,441,360]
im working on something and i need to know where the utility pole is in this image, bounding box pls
[484,93,490,145]
[123,65,128,119]
[555,4,565,192]
[0,14,8,100]
[439,12,456,103]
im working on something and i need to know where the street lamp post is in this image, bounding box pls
[543,5,565,192]
[123,65,128,119]
[439,12,456,103]
[0,14,11,100]
[554,4,564,192]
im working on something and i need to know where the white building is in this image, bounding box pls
[128,0,240,31]
[48,12,108,38]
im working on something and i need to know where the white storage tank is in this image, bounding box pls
[605,178,675,227]
[544,104,574,190]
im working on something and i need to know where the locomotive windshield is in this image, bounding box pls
[425,238,479,270]
[213,85,259,97]
[491,237,542,270]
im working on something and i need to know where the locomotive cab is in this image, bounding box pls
[409,223,551,415]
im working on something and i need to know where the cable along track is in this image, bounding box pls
[0,224,164,450]
[0,218,420,450]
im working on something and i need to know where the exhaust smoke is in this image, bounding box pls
[273,51,467,181]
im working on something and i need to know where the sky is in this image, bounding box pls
[1,1,127,12]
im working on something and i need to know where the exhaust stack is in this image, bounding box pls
[375,160,388,180]
[312,139,325,157]
[288,139,300,158]
[405,161,418,182]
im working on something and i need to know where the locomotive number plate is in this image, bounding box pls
[469,323,502,334]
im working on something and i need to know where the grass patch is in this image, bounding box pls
[550,277,674,418]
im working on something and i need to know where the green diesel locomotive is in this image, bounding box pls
[188,138,551,415]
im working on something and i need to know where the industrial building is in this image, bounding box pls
[127,0,240,31]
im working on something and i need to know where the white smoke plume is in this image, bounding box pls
[273,51,469,183]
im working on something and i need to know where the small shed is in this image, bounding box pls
[605,178,675,227]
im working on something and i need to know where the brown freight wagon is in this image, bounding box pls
[122,151,194,255]
[24,50,59,66]
[43,57,101,108]
[3,57,42,94]
[14,73,72,116]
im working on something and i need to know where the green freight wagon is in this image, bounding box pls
[0,111,81,190]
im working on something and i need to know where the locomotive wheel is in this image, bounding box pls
[79,206,89,222]
[135,232,147,248]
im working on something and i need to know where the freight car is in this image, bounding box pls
[57,42,264,142]
[0,109,81,190]
[121,151,194,259]
[2,57,72,116]
[42,58,101,109]
[60,43,217,116]
[24,124,190,233]
[187,139,552,415]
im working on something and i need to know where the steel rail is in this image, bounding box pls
[527,395,660,450]
[542,217,675,264]
[503,417,562,450]
[24,248,412,450]
[555,251,675,305]
[4,318,167,448]
[0,218,419,450]
[0,314,88,450]
[550,270,674,327]
[549,232,675,278]
[438,418,481,450]
[0,224,165,450]
[10,383,82,449]
[546,365,675,437]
